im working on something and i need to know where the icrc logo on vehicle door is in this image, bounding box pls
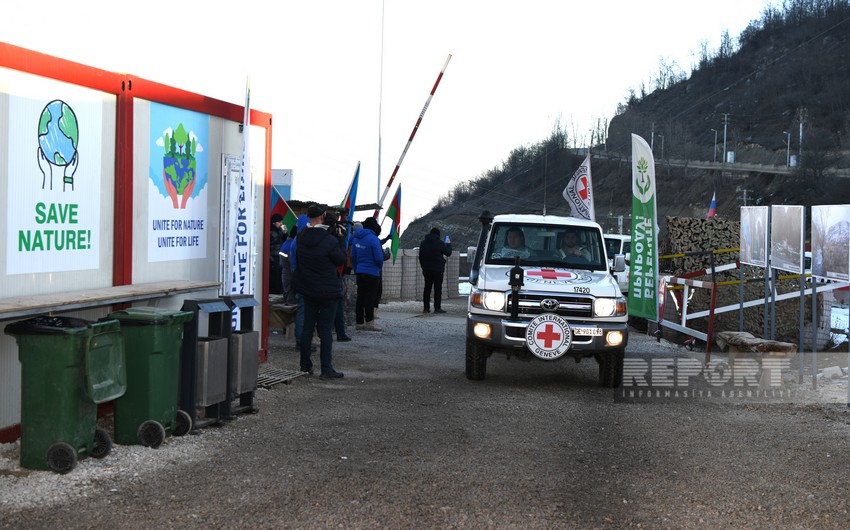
[525,314,572,359]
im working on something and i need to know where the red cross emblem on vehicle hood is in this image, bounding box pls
[526,269,576,281]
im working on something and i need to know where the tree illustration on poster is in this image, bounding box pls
[148,102,209,263]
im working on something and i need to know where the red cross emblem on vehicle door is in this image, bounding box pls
[527,269,575,280]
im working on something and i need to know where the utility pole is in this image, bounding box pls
[711,128,718,162]
[543,147,548,216]
[722,113,729,164]
[736,186,751,206]
[798,107,806,166]
[650,122,655,150]
[782,131,791,166]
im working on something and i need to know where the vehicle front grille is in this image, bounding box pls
[506,291,593,318]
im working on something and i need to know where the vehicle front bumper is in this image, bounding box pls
[467,312,629,354]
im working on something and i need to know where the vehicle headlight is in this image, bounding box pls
[470,289,507,311]
[594,297,627,317]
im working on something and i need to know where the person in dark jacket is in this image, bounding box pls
[418,227,452,313]
[350,216,384,331]
[289,214,312,350]
[292,205,346,379]
[269,214,285,294]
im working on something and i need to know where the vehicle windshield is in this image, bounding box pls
[604,238,622,258]
[604,237,631,262]
[485,223,606,271]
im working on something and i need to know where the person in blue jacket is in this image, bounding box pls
[350,216,384,331]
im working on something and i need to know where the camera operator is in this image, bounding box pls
[324,211,353,342]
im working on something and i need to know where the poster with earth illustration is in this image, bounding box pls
[6,86,103,275]
[147,102,209,262]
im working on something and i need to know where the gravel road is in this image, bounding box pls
[2,298,849,529]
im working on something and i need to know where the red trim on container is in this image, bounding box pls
[114,77,134,286]
[0,423,21,444]
[0,42,120,92]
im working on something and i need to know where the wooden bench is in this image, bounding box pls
[0,281,221,321]
[714,331,797,389]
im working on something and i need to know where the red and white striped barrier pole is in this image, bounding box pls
[374,53,452,217]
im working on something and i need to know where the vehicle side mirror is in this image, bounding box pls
[612,254,626,273]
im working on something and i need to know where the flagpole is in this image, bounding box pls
[373,53,452,216]
[377,0,385,205]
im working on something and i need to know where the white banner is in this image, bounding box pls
[562,154,594,220]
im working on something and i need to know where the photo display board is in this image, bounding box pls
[770,205,804,274]
[810,204,850,282]
[739,206,769,267]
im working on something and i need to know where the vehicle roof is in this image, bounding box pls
[604,234,631,241]
[491,214,602,229]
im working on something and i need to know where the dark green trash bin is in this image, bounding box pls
[4,316,126,474]
[109,307,193,448]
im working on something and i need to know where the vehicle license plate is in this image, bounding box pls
[573,327,602,336]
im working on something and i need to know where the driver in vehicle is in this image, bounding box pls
[557,229,591,261]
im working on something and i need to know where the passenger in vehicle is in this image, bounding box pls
[494,226,532,259]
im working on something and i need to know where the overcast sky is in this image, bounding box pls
[4,0,771,226]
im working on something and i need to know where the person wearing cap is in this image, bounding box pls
[418,227,452,313]
[269,213,286,295]
[291,204,346,379]
[350,216,384,331]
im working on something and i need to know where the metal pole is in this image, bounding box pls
[712,129,717,162]
[722,114,729,164]
[784,131,791,166]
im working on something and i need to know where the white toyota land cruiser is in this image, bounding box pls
[466,212,629,387]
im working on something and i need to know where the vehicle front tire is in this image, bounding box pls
[597,349,624,388]
[465,339,490,380]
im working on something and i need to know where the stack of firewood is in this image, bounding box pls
[659,216,808,343]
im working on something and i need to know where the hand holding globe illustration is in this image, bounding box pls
[37,100,79,191]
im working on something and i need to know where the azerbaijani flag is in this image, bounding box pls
[270,186,298,233]
[385,186,402,263]
[707,192,717,219]
[339,161,360,224]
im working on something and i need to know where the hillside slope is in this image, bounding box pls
[401,3,850,252]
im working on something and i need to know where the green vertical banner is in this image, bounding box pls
[628,133,659,320]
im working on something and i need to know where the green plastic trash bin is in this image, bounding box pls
[109,307,193,448]
[4,316,126,474]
